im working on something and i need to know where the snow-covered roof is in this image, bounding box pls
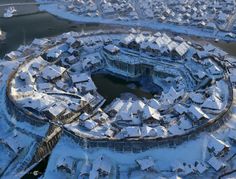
[70,73,90,84]
[5,136,25,154]
[56,156,76,173]
[122,126,141,138]
[208,135,230,156]
[110,100,125,112]
[174,42,190,57]
[202,95,223,110]
[92,155,112,174]
[174,104,187,114]
[79,112,91,121]
[188,105,209,121]
[207,156,225,171]
[189,92,204,104]
[228,129,236,141]
[143,105,160,120]
[136,157,155,170]
[41,65,66,80]
[195,161,208,174]
[45,103,66,118]
[47,44,68,58]
[141,125,157,137]
[148,98,161,110]
[84,119,98,130]
[32,38,49,46]
[104,44,120,54]
[130,100,145,114]
[80,163,92,176]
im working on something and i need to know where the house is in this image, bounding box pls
[141,125,158,137]
[228,129,236,143]
[32,38,49,46]
[148,98,161,110]
[104,128,114,138]
[92,155,112,176]
[70,73,90,84]
[201,95,223,111]
[37,83,53,92]
[55,81,68,91]
[79,112,91,121]
[44,103,67,120]
[5,135,25,154]
[189,92,204,104]
[207,156,226,171]
[143,105,160,121]
[68,102,81,112]
[120,34,135,47]
[4,51,22,61]
[194,161,208,174]
[18,71,35,85]
[82,55,102,71]
[108,99,124,116]
[56,156,77,174]
[172,161,185,172]
[173,42,190,59]
[46,44,68,62]
[130,100,145,114]
[84,119,98,130]
[207,135,230,157]
[103,44,120,55]
[65,55,77,64]
[75,80,97,94]
[80,163,92,176]
[187,105,209,122]
[66,37,83,49]
[174,104,188,115]
[41,65,66,81]
[136,157,155,171]
[120,126,141,138]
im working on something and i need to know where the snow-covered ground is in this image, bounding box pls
[0,28,236,178]
[0,60,50,178]
[36,1,236,41]
[43,93,236,178]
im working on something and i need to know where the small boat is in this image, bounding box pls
[0,29,6,40]
[214,38,219,43]
[3,6,17,18]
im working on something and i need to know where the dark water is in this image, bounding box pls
[22,156,49,179]
[0,11,110,57]
[92,73,161,105]
[212,41,236,57]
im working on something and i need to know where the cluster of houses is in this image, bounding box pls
[55,154,113,178]
[46,131,232,178]
[0,132,35,176]
[10,54,105,123]
[139,0,235,30]
[59,0,137,20]
[8,31,230,140]
[2,28,236,178]
[51,0,236,31]
[171,133,232,176]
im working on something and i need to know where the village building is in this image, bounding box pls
[207,135,230,157]
[207,157,226,171]
[136,157,155,171]
[56,156,77,174]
